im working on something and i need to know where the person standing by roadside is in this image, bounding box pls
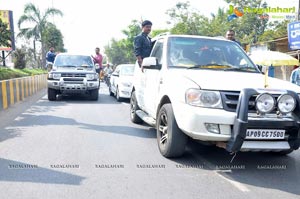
[133,20,152,68]
[91,47,103,79]
[225,30,241,46]
[45,47,56,69]
[290,66,300,86]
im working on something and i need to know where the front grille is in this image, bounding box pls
[63,78,84,81]
[221,91,279,113]
[61,73,86,77]
[63,81,84,84]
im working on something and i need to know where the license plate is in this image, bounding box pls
[246,129,285,140]
[66,84,82,88]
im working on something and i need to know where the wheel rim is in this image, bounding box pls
[158,111,168,146]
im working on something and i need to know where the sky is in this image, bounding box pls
[1,0,299,55]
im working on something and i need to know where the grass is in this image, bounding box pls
[0,67,47,80]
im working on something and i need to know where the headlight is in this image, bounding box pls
[277,94,296,114]
[87,73,98,80]
[186,89,223,108]
[255,93,275,113]
[52,73,61,80]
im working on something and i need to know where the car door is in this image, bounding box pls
[143,38,164,118]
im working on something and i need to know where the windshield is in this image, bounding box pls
[54,55,94,68]
[167,37,258,72]
[120,65,135,76]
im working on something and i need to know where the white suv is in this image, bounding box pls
[130,34,300,158]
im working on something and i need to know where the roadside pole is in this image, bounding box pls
[2,51,5,66]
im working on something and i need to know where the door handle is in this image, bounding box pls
[159,78,163,84]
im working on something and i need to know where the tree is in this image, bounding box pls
[105,39,129,65]
[17,3,63,67]
[43,23,65,52]
[203,8,231,37]
[166,2,207,35]
[0,19,11,48]
[104,20,141,65]
[13,47,26,69]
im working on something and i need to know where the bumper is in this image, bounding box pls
[173,102,235,141]
[48,79,99,93]
[226,88,300,152]
[118,86,132,98]
[173,88,300,152]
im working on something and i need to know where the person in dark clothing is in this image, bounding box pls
[133,20,152,67]
[46,47,56,63]
[225,30,241,46]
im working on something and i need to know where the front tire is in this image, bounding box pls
[48,88,57,101]
[157,104,188,158]
[130,91,143,124]
[109,87,114,96]
[90,89,99,101]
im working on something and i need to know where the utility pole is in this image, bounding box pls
[298,0,300,21]
[1,51,5,66]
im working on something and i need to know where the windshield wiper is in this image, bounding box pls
[223,67,258,72]
[58,65,77,67]
[187,64,234,69]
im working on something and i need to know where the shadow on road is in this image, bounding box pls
[52,83,129,105]
[0,88,151,142]
[170,140,300,195]
[0,158,85,185]
[0,112,156,139]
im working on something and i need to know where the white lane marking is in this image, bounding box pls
[14,116,24,121]
[214,171,250,192]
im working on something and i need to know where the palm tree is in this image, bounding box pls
[17,3,63,67]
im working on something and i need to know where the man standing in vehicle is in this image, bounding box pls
[133,20,152,67]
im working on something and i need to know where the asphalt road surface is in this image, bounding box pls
[0,84,299,199]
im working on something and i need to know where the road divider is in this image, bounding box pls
[0,74,47,111]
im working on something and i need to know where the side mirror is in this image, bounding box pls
[142,57,161,70]
[257,64,266,74]
[95,63,100,69]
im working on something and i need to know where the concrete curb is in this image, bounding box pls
[0,74,47,111]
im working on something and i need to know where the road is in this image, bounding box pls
[0,84,299,199]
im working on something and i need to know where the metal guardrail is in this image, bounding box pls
[0,74,47,111]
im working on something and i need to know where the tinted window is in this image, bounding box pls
[120,65,135,76]
[54,55,94,67]
[167,37,258,72]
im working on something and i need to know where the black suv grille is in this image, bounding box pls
[61,73,86,78]
[220,91,279,113]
